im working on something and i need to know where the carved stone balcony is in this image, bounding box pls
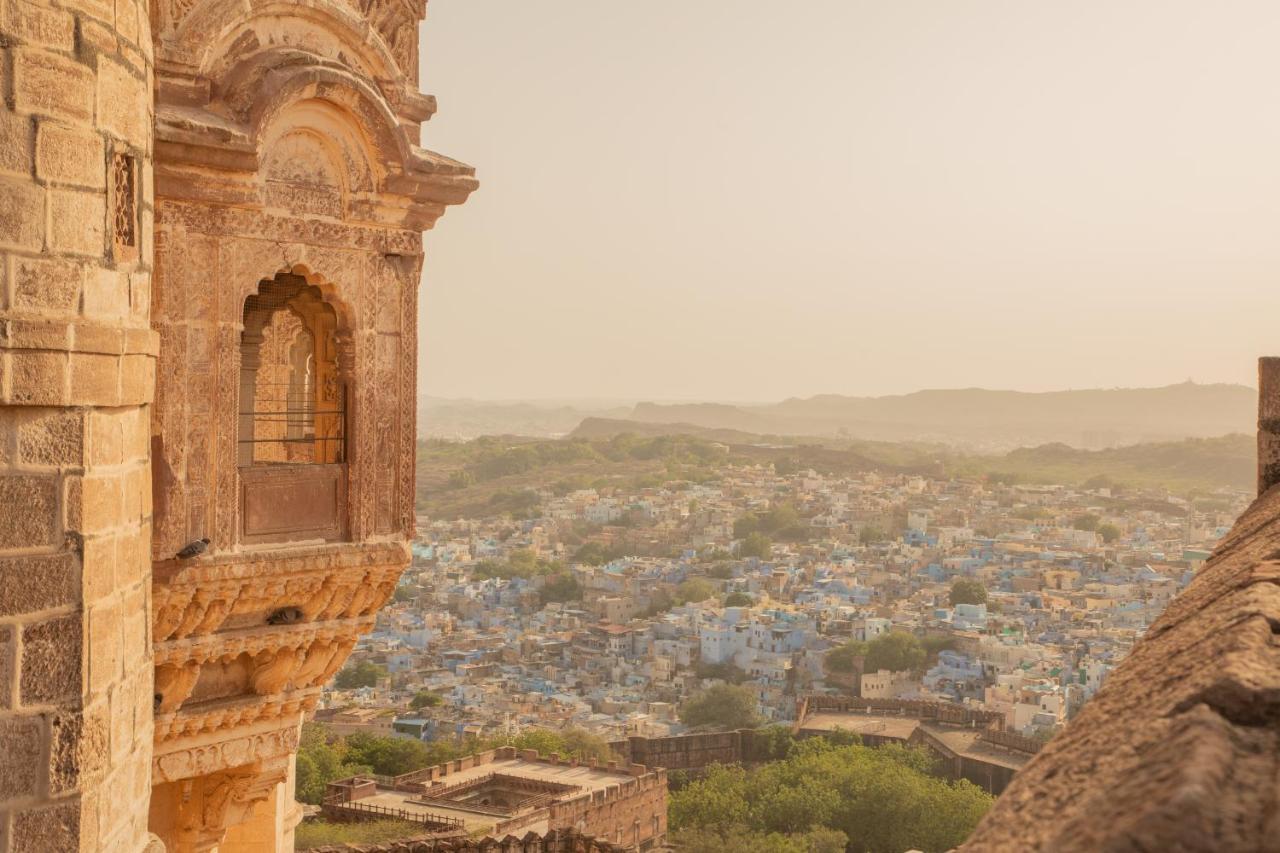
[148,541,407,849]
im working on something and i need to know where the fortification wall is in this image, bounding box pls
[546,771,667,850]
[798,695,1007,730]
[612,729,766,770]
[0,0,157,849]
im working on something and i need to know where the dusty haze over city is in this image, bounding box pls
[418,0,1280,403]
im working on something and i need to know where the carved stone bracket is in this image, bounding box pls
[155,690,321,744]
[153,541,406,642]
[157,755,291,852]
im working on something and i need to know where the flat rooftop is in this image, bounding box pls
[351,757,639,836]
[797,712,1032,772]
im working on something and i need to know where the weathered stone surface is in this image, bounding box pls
[17,409,84,466]
[0,178,44,250]
[10,800,79,852]
[12,49,94,122]
[36,123,105,189]
[12,256,84,314]
[0,716,43,801]
[1,5,154,851]
[962,484,1280,852]
[0,476,57,548]
[0,112,35,177]
[0,627,13,711]
[21,615,84,705]
[0,553,78,617]
[49,189,106,257]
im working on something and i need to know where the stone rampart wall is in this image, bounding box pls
[0,0,157,849]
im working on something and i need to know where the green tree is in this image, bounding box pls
[1098,523,1121,543]
[679,684,762,730]
[409,690,442,711]
[948,578,987,607]
[921,635,957,661]
[333,660,388,689]
[676,578,716,604]
[739,531,772,559]
[540,573,583,605]
[724,592,753,608]
[859,525,887,545]
[574,541,624,566]
[1072,513,1100,532]
[343,732,437,777]
[864,632,926,673]
[474,549,563,580]
[824,641,868,674]
[695,662,751,685]
[294,725,372,805]
[669,739,992,853]
[706,561,733,580]
[445,470,474,490]
[757,725,797,761]
[503,727,614,764]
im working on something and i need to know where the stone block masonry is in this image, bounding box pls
[0,0,157,850]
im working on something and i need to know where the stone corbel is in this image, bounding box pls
[250,646,299,695]
[155,661,202,714]
[181,760,289,853]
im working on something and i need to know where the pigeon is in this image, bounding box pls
[267,606,305,626]
[176,538,210,560]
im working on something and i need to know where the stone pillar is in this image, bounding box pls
[0,1,156,850]
[1258,357,1280,496]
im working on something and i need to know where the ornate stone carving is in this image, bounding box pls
[153,543,405,642]
[355,0,422,73]
[154,691,320,742]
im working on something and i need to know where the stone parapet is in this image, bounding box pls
[962,444,1280,850]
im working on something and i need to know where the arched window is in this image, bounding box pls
[237,273,349,545]
[239,274,345,465]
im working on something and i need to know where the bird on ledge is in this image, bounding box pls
[176,538,210,560]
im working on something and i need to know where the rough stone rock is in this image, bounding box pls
[961,484,1280,852]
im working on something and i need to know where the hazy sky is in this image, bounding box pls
[417,1,1280,402]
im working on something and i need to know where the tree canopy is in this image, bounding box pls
[948,578,988,607]
[1072,513,1100,532]
[864,632,926,673]
[669,739,992,853]
[824,640,868,674]
[738,531,773,559]
[679,684,762,730]
[676,578,716,604]
[473,548,562,580]
[723,592,753,608]
[333,660,387,689]
[409,690,442,711]
[734,503,807,542]
[539,572,583,605]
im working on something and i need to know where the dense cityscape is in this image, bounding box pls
[289,434,1248,847]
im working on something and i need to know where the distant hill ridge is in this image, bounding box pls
[626,382,1253,450]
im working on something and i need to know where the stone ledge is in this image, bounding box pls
[960,484,1280,852]
[153,690,320,749]
[153,615,374,668]
[0,317,158,355]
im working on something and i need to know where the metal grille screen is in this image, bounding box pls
[240,275,346,464]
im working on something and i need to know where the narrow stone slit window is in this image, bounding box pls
[239,274,346,465]
[111,152,137,254]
